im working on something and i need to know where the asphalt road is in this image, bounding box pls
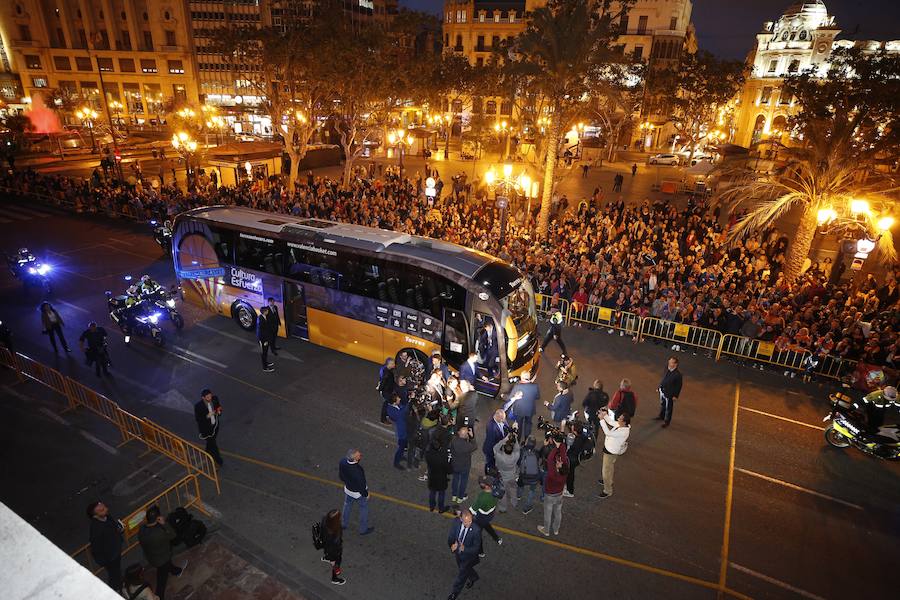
[0,200,898,600]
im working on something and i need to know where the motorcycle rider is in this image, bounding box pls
[8,247,36,276]
[139,275,161,298]
[857,386,899,433]
[79,321,110,376]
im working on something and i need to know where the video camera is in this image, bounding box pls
[537,416,565,444]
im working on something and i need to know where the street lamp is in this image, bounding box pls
[172,131,199,189]
[108,100,125,133]
[387,128,413,181]
[494,120,516,161]
[485,163,531,247]
[75,106,99,153]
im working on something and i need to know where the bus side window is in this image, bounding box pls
[208,226,234,263]
[443,309,469,365]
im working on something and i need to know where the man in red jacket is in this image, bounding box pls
[538,434,569,537]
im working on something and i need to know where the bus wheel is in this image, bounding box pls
[232,302,257,332]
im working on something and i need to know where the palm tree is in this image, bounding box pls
[503,0,630,237]
[720,48,900,283]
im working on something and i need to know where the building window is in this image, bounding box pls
[77,29,87,48]
[485,100,496,114]
[472,97,483,113]
[140,59,158,73]
[168,60,184,74]
[670,16,678,30]
[121,31,131,50]
[788,59,800,73]
[494,12,500,23]
[445,12,450,23]
[477,35,485,51]
[760,87,773,104]
[451,99,462,113]
[768,59,778,72]
[444,33,449,46]
[509,11,515,23]
[500,100,512,115]
[121,11,127,20]
[25,55,42,69]
[53,56,71,70]
[620,15,629,33]
[165,30,176,46]
[97,57,114,72]
[53,27,66,48]
[798,30,808,41]
[459,10,466,23]
[479,12,485,23]
[98,30,110,49]
[454,35,462,51]
[637,16,648,35]
[119,58,135,72]
[491,35,500,49]
[142,12,148,21]
[19,25,33,42]
[781,31,788,41]
[143,31,153,51]
[633,46,643,60]
[779,91,792,105]
[173,84,186,102]
[32,77,48,88]
[75,56,93,71]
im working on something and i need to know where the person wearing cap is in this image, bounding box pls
[540,310,567,355]
[446,507,483,599]
[194,389,223,466]
[859,386,899,433]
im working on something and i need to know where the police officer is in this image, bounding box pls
[858,386,899,433]
[540,311,567,355]
[79,321,110,376]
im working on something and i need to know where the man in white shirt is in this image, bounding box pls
[597,409,630,499]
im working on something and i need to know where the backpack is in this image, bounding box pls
[166,507,192,545]
[312,521,325,550]
[490,477,506,499]
[580,434,596,462]
[520,449,541,479]
[182,519,207,548]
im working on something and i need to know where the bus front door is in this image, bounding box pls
[284,281,309,340]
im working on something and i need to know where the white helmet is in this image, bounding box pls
[141,275,151,283]
[884,386,898,402]
[127,285,139,296]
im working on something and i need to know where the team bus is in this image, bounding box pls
[171,206,539,394]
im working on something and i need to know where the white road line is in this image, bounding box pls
[56,299,91,314]
[79,430,119,455]
[38,406,69,425]
[172,345,228,369]
[735,467,864,511]
[362,419,397,439]
[739,405,825,431]
[730,563,827,600]
[195,321,302,362]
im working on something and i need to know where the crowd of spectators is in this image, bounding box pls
[3,161,898,374]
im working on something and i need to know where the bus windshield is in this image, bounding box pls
[503,278,536,334]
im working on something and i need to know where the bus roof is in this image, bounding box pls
[182,205,503,279]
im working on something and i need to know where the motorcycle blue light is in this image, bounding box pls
[124,275,132,281]
[37,264,50,275]
[149,313,161,324]
[28,267,36,274]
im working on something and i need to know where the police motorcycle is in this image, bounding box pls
[106,286,166,347]
[150,219,172,256]
[6,247,52,294]
[823,388,900,460]
[129,275,184,330]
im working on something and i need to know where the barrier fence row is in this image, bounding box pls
[535,294,858,381]
[70,474,208,575]
[0,186,153,222]
[0,348,220,492]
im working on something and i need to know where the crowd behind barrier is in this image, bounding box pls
[2,164,897,385]
[0,348,221,492]
[69,474,207,574]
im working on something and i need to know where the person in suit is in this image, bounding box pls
[266,297,281,353]
[477,320,499,379]
[657,356,683,428]
[256,306,277,372]
[503,371,539,440]
[446,508,483,600]
[481,409,509,475]
[458,353,478,386]
[194,389,223,466]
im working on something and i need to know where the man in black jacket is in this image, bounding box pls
[256,306,278,372]
[87,500,124,593]
[195,388,223,465]
[266,297,282,353]
[657,356,683,428]
[582,380,609,436]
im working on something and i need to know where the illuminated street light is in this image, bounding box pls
[75,106,99,153]
[850,199,870,215]
[485,163,531,246]
[877,216,895,232]
[817,207,838,225]
[172,131,199,189]
[387,128,413,181]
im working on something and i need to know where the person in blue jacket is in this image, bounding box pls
[386,392,411,470]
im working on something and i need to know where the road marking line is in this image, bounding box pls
[735,468,864,511]
[222,449,751,600]
[195,322,302,362]
[362,419,397,439]
[172,345,227,368]
[79,430,119,455]
[222,477,315,512]
[38,406,69,425]
[57,300,90,314]
[739,406,825,431]
[718,383,740,597]
[730,563,827,600]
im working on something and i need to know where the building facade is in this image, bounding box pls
[733,0,900,149]
[0,0,199,125]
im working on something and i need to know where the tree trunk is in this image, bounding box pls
[783,205,818,284]
[444,116,452,159]
[536,113,562,238]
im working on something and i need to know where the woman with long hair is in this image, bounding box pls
[321,509,345,585]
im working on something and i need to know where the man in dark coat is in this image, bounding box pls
[657,356,684,428]
[87,500,124,593]
[256,306,278,371]
[194,388,223,465]
[447,508,483,600]
[266,297,282,352]
[137,505,185,600]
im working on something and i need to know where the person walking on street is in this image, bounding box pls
[194,389,223,466]
[40,301,70,353]
[137,505,186,600]
[339,449,374,535]
[86,500,124,593]
[608,378,638,420]
[377,358,396,424]
[266,297,282,353]
[256,306,277,371]
[657,356,683,427]
[482,409,509,475]
[538,434,569,537]
[446,507,482,600]
[598,409,631,498]
[320,509,345,585]
[79,321,110,376]
[631,163,638,177]
[471,477,502,555]
[540,311,567,355]
[386,392,411,470]
[450,425,476,504]
[503,370,539,440]
[426,438,451,512]
[493,432,520,513]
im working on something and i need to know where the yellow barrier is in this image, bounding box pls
[719,335,810,371]
[568,304,641,337]
[535,293,570,323]
[640,317,723,353]
[70,474,208,575]
[0,348,220,492]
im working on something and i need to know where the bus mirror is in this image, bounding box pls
[439,291,453,300]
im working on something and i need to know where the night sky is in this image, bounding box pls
[398,0,900,59]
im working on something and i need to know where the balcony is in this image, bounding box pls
[159,45,183,53]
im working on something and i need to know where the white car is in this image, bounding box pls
[648,153,680,166]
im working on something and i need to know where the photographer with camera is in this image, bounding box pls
[493,429,521,513]
[582,380,609,437]
[450,425,476,504]
[555,354,578,388]
[597,408,631,500]
[563,419,594,498]
[537,430,569,537]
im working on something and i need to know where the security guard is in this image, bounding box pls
[858,386,899,433]
[540,310,567,355]
[79,321,110,376]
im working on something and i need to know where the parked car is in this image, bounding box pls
[648,153,680,166]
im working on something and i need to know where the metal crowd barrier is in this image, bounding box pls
[0,185,145,221]
[1,348,220,492]
[813,354,858,381]
[568,304,641,337]
[70,474,208,575]
[718,334,810,371]
[641,317,722,354]
[535,293,569,322]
